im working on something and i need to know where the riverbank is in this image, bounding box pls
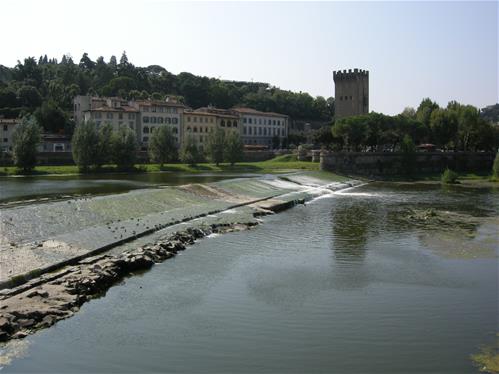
[0,156,319,177]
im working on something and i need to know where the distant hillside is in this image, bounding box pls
[481,104,499,123]
[0,53,335,128]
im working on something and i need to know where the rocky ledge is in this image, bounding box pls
[0,222,257,343]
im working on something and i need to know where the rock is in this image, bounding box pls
[11,331,28,339]
[17,318,35,328]
[0,331,10,342]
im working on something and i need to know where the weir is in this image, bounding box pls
[0,173,361,290]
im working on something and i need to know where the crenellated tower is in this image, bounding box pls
[333,68,369,120]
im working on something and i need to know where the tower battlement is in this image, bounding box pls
[333,68,369,119]
[333,68,369,81]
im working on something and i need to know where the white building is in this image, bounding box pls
[233,107,288,149]
[0,118,20,152]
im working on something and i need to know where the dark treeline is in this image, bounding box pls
[327,99,499,152]
[0,52,335,134]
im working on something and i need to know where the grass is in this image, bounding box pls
[378,170,496,182]
[0,156,320,177]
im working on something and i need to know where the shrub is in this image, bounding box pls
[11,116,41,172]
[441,168,459,184]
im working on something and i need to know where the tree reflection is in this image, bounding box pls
[331,201,372,262]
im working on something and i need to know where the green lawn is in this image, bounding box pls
[0,155,320,176]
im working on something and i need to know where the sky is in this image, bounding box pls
[1,0,497,114]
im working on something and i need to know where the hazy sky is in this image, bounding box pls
[2,1,497,114]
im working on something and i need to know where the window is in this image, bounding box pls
[172,118,178,124]
[233,120,237,127]
[249,127,252,135]
[187,126,191,132]
[128,113,135,120]
[143,136,149,142]
[173,128,178,134]
[187,117,191,122]
[264,128,267,136]
[259,119,262,125]
[227,121,232,128]
[96,121,101,126]
[193,127,198,133]
[204,117,208,123]
[3,138,7,143]
[221,120,225,127]
[152,106,157,112]
[118,113,123,120]
[166,117,171,124]
[259,127,262,135]
[193,117,197,123]
[143,116,149,123]
[199,136,203,143]
[3,125,7,131]
[158,117,163,124]
[243,126,247,135]
[273,120,276,125]
[143,127,149,134]
[129,124,134,130]
[151,117,157,124]
[94,112,102,119]
[107,113,113,119]
[143,106,149,112]
[249,118,252,124]
[159,107,164,113]
[243,118,247,124]
[172,108,177,114]
[210,118,214,123]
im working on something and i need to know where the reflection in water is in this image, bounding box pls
[331,200,373,262]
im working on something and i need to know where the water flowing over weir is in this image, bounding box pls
[0,173,358,288]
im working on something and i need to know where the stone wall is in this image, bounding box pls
[320,151,496,176]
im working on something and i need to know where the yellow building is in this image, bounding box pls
[183,108,241,152]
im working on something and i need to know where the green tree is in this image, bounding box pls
[429,108,458,148]
[225,131,244,166]
[111,126,137,169]
[17,85,42,108]
[206,128,226,166]
[72,121,99,172]
[400,135,417,175]
[11,116,41,172]
[95,123,113,168]
[148,126,177,166]
[34,100,67,133]
[180,135,201,166]
[492,153,499,180]
[416,98,439,128]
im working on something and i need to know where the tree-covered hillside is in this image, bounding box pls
[0,52,335,134]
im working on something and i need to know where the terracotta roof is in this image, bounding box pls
[185,108,239,120]
[232,107,288,118]
[0,118,21,125]
[136,100,186,108]
[84,106,138,113]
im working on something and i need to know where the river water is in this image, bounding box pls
[0,172,259,204]
[1,182,498,373]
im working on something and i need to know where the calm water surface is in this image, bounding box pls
[2,183,498,373]
[0,172,259,204]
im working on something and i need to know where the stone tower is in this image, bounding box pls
[333,68,369,120]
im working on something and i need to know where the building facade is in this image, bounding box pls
[74,95,185,149]
[333,69,369,120]
[233,107,288,149]
[1,118,20,152]
[183,107,241,152]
